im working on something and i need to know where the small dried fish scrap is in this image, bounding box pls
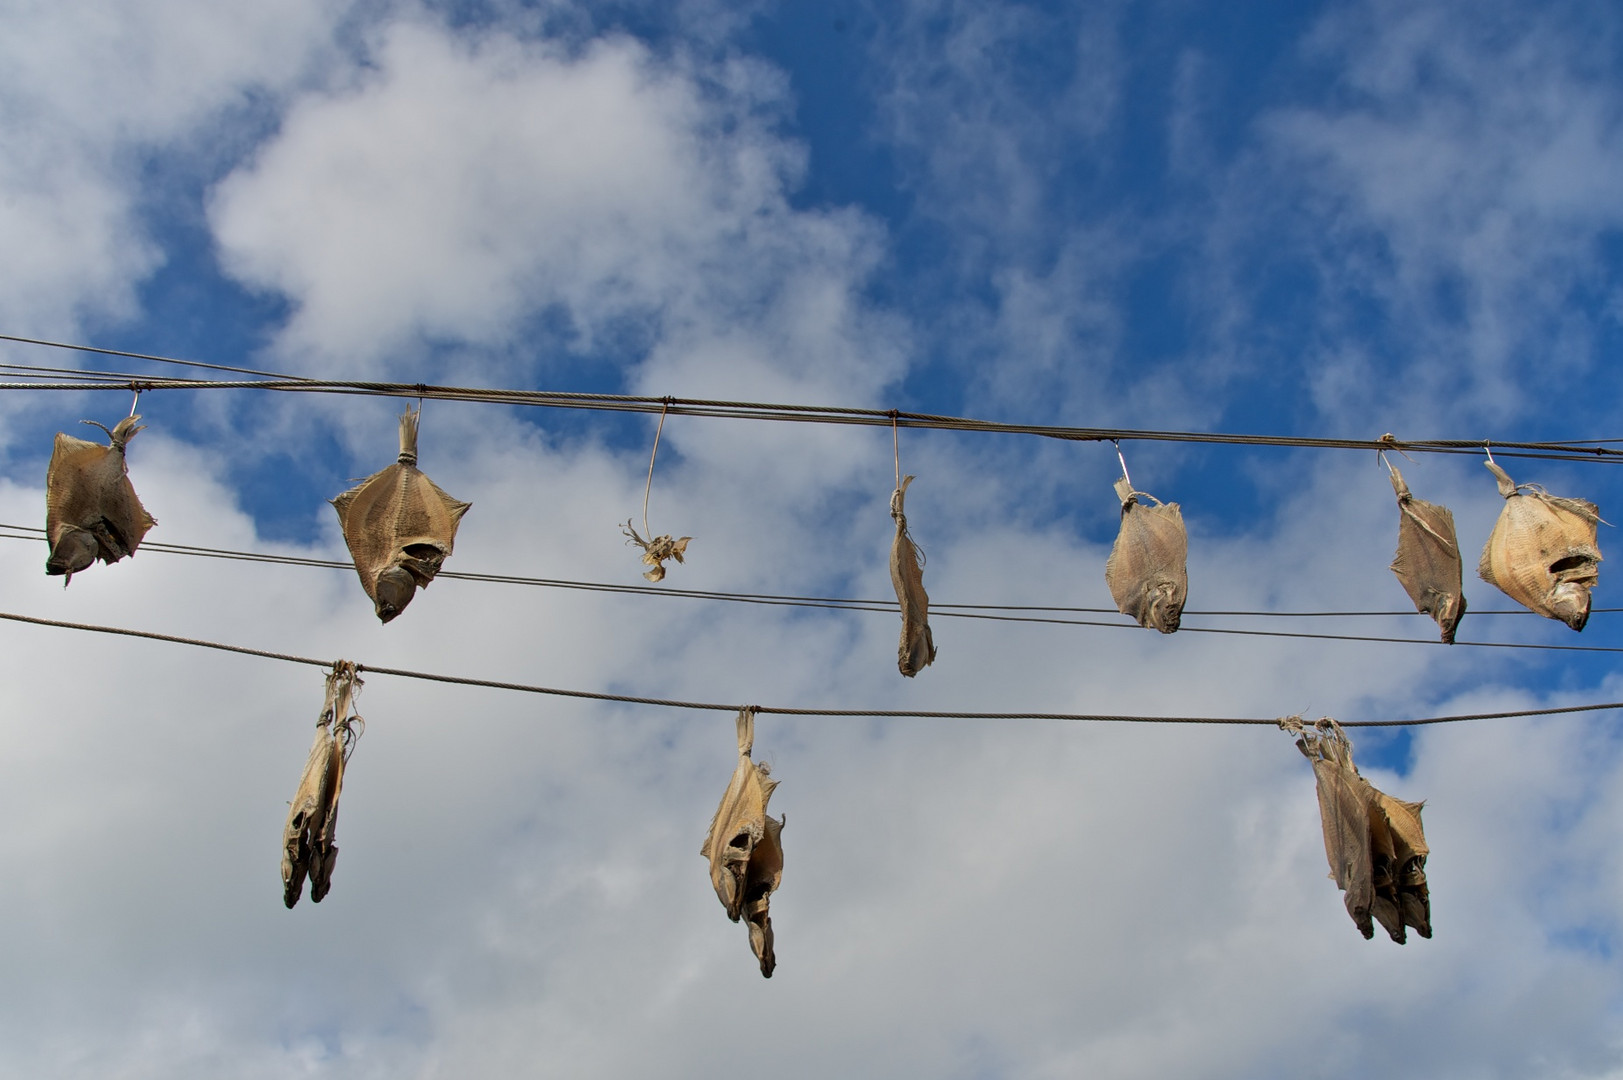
[332,408,471,623]
[700,708,784,977]
[1478,461,1602,631]
[282,662,363,908]
[1387,466,1466,643]
[44,415,156,582]
[621,521,691,582]
[1104,476,1187,634]
[890,475,937,676]
[1286,716,1431,944]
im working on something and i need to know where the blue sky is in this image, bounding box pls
[4,0,1623,1076]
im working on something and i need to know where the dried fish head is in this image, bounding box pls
[621,521,691,583]
[889,475,937,676]
[44,415,155,583]
[1104,477,1188,634]
[332,409,471,623]
[701,710,784,977]
[1477,462,1601,631]
[1387,466,1467,644]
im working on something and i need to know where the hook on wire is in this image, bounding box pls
[1113,439,1132,491]
[1484,439,1496,466]
[891,410,902,492]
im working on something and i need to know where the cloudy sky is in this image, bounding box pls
[4,0,1623,1075]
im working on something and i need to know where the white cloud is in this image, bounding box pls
[0,0,346,334]
[209,18,901,396]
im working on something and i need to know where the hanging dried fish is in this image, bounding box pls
[1104,476,1188,634]
[890,475,937,676]
[1284,716,1431,944]
[621,521,691,583]
[700,708,784,977]
[1478,460,1602,630]
[44,415,156,583]
[282,662,363,908]
[332,407,471,623]
[1387,465,1466,643]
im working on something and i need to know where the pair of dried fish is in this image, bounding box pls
[1285,716,1431,943]
[282,662,363,908]
[44,415,156,582]
[1387,460,1602,640]
[700,708,784,977]
[332,408,471,623]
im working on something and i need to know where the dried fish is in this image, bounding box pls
[282,662,363,908]
[1285,716,1431,944]
[1478,461,1601,630]
[332,408,471,623]
[1387,466,1466,643]
[700,708,784,977]
[890,475,937,676]
[44,415,156,583]
[621,521,691,583]
[1104,476,1187,634]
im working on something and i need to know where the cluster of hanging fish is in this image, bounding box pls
[1282,716,1431,943]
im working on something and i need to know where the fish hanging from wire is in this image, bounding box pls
[701,707,784,977]
[282,661,364,908]
[1103,447,1187,633]
[1386,462,1466,643]
[890,474,937,676]
[332,406,471,623]
[1477,457,1602,631]
[1282,716,1431,944]
[621,400,690,582]
[44,413,156,583]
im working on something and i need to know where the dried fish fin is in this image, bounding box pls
[1105,475,1188,633]
[44,415,156,583]
[621,521,692,583]
[1478,461,1602,630]
[1387,466,1467,644]
[332,409,471,622]
[701,708,784,977]
[281,663,363,908]
[890,475,937,676]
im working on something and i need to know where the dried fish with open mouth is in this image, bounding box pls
[1104,476,1187,633]
[890,475,937,675]
[1387,465,1466,643]
[282,662,363,908]
[621,521,691,583]
[1283,716,1431,944]
[332,407,471,623]
[1478,460,1602,631]
[44,415,156,583]
[700,708,784,977]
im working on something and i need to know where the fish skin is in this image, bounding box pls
[44,415,155,583]
[332,408,470,624]
[890,476,937,676]
[1104,477,1188,634]
[1387,466,1467,644]
[1478,461,1601,631]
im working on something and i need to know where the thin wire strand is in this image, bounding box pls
[0,608,1614,727]
[0,348,1618,463]
[0,526,1615,652]
[0,334,310,381]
